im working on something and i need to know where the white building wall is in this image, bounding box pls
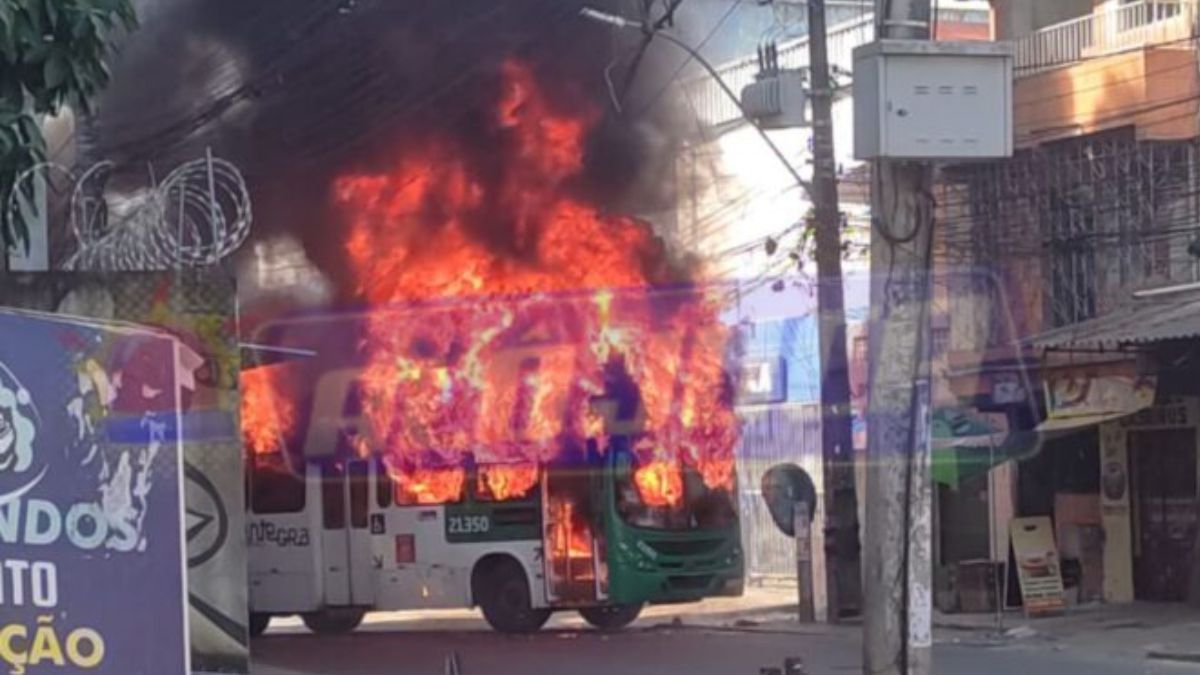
[675,91,868,293]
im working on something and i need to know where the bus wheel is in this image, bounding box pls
[480,560,551,634]
[579,603,643,631]
[248,612,271,638]
[301,609,365,635]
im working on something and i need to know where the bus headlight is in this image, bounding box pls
[723,546,742,566]
[616,541,656,571]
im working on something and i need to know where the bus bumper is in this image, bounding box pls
[607,529,745,604]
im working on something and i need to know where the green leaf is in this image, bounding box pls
[16,114,44,150]
[43,52,66,88]
[21,40,49,66]
[72,10,91,38]
[18,3,42,36]
[42,0,58,29]
[0,82,22,113]
[12,5,32,42]
[31,87,54,113]
[0,0,136,207]
[11,215,31,256]
[0,125,16,155]
[0,29,13,64]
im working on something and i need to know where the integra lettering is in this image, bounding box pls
[247,522,310,548]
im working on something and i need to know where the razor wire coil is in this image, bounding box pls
[9,154,252,272]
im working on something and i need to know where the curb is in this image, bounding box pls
[934,621,999,633]
[1147,650,1200,665]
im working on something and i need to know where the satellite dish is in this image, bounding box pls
[761,463,817,537]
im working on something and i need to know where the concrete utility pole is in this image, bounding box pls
[794,502,815,622]
[805,0,862,622]
[863,0,935,674]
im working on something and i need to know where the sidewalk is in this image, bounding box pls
[932,602,1200,665]
[652,585,1200,667]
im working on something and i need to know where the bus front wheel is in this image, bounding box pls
[479,560,551,634]
[301,608,365,635]
[248,612,271,638]
[579,603,643,631]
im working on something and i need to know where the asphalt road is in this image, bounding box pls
[249,618,1200,675]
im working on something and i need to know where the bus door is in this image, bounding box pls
[542,466,606,604]
[246,455,323,614]
[317,459,376,607]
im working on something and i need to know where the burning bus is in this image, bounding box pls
[241,287,744,635]
[237,58,744,635]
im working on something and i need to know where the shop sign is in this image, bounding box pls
[0,272,248,675]
[989,373,1026,405]
[737,357,787,405]
[1100,446,1129,514]
[0,311,190,675]
[1118,397,1196,429]
[1045,373,1156,420]
[1011,516,1066,617]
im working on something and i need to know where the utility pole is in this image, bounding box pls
[863,0,935,674]
[805,0,861,622]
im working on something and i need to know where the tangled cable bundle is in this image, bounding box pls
[14,155,255,271]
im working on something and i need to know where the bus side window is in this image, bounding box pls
[334,381,368,457]
[349,461,370,529]
[321,462,346,530]
[250,452,306,514]
[244,458,252,509]
[376,459,393,509]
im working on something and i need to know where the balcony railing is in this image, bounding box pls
[1015,0,1198,76]
[681,14,875,128]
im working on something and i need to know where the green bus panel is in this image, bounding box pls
[444,500,541,543]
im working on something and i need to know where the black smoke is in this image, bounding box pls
[79,0,688,305]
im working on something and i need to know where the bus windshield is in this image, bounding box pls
[612,439,737,531]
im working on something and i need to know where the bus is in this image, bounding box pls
[242,293,745,635]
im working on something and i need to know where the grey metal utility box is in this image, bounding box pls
[853,40,1014,160]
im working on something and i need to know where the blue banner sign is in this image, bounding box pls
[736,357,788,405]
[0,310,189,675]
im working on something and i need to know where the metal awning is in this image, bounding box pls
[1034,410,1139,434]
[930,404,1143,487]
[933,431,1042,488]
[1031,293,1200,351]
[931,408,1040,487]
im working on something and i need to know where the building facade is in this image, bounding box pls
[941,0,1200,608]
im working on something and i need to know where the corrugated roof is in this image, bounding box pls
[1031,292,1200,349]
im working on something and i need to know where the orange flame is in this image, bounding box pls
[240,366,295,455]
[560,527,595,559]
[633,460,685,508]
[548,500,596,559]
[332,58,738,503]
[385,459,467,505]
[478,464,540,501]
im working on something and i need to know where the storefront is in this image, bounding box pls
[1028,291,1200,605]
[937,352,1173,609]
[1099,398,1200,603]
[934,349,1041,613]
